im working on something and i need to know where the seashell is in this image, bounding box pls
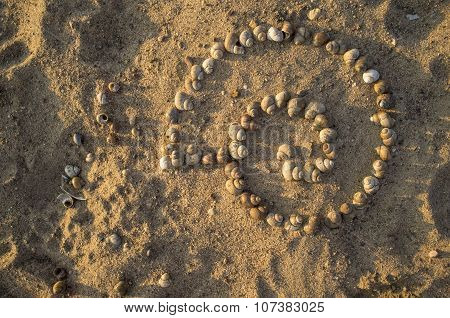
[225,31,244,55]
[239,29,254,47]
[303,215,319,234]
[343,49,360,66]
[322,143,336,159]
[291,165,304,181]
[190,65,204,81]
[71,176,83,189]
[287,97,306,118]
[249,205,268,220]
[108,82,120,93]
[159,155,172,170]
[170,150,184,168]
[52,280,67,295]
[325,211,342,229]
[73,133,83,146]
[312,114,330,131]
[319,128,337,143]
[253,25,267,42]
[303,162,321,183]
[240,192,261,207]
[228,122,246,141]
[261,95,276,115]
[165,127,180,143]
[228,141,248,160]
[305,101,326,119]
[240,114,258,131]
[293,27,311,45]
[96,113,109,125]
[160,143,178,156]
[281,21,294,42]
[97,91,108,105]
[210,42,225,59]
[266,213,284,227]
[185,144,202,166]
[307,8,321,21]
[372,159,387,178]
[114,280,128,296]
[174,91,193,111]
[64,165,80,178]
[354,55,371,73]
[277,144,295,161]
[202,58,215,74]
[315,157,334,173]
[267,26,283,42]
[158,273,171,288]
[339,203,356,220]
[375,145,391,161]
[352,191,368,209]
[225,178,245,195]
[275,91,290,108]
[284,214,303,232]
[374,80,390,94]
[166,107,180,124]
[376,93,393,109]
[380,128,397,146]
[363,176,380,195]
[325,40,346,55]
[247,101,259,117]
[57,193,74,208]
[216,146,230,164]
[311,167,321,183]
[185,77,202,92]
[107,233,122,247]
[370,111,395,128]
[312,32,329,47]
[53,268,67,280]
[363,69,380,84]
[224,161,242,179]
[282,160,295,181]
[201,152,215,166]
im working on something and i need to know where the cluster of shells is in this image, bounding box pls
[158,20,397,233]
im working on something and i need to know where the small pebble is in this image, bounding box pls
[121,169,129,178]
[406,14,419,21]
[85,153,94,163]
[207,207,216,216]
[72,133,83,146]
[230,89,239,98]
[243,84,248,90]
[428,250,438,258]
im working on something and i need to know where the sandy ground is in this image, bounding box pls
[0,0,449,297]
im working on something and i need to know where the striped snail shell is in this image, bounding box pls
[363,176,380,195]
[370,111,395,128]
[225,31,244,55]
[287,97,306,118]
[190,65,204,81]
[376,93,393,109]
[275,91,290,108]
[239,29,254,47]
[343,49,360,66]
[277,143,295,161]
[253,25,267,42]
[305,101,326,119]
[372,159,387,178]
[240,114,259,131]
[247,101,259,117]
[363,69,380,84]
[229,141,249,160]
[375,145,391,161]
[174,91,193,111]
[240,192,261,207]
[267,26,284,42]
[217,146,230,164]
[225,178,245,195]
[325,210,342,229]
[228,122,246,141]
[303,215,319,234]
[202,58,215,74]
[261,95,276,115]
[313,114,330,131]
[210,42,225,59]
[249,205,268,220]
[293,27,311,45]
[374,80,390,94]
[322,143,336,159]
[170,149,184,168]
[224,161,243,179]
[185,144,202,166]
[325,39,347,55]
[266,213,284,227]
[315,157,334,173]
[352,191,368,209]
[281,21,294,42]
[319,128,337,143]
[380,128,397,146]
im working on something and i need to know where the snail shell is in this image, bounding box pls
[293,27,311,45]
[174,91,193,111]
[108,82,120,93]
[374,80,390,94]
[284,214,303,232]
[247,101,259,117]
[339,203,355,220]
[216,146,230,164]
[224,161,242,179]
[303,215,319,234]
[201,152,215,166]
[229,141,248,160]
[239,29,254,47]
[96,113,109,125]
[375,145,391,161]
[158,273,171,288]
[287,97,306,118]
[325,40,346,55]
[363,176,380,195]
[202,58,215,75]
[228,122,246,141]
[275,91,290,108]
[166,107,180,124]
[170,149,184,168]
[281,21,294,42]
[240,192,261,207]
[190,65,204,81]
[249,205,268,220]
[380,128,397,146]
[354,55,372,73]
[85,153,94,163]
[240,114,259,131]
[277,143,295,161]
[185,77,202,92]
[282,161,304,181]
[57,193,74,208]
[107,233,122,247]
[267,26,283,42]
[352,191,368,209]
[71,176,83,189]
[319,128,337,143]
[370,111,395,128]
[185,144,202,166]
[52,280,67,295]
[305,101,326,119]
[253,25,267,42]
[160,143,178,156]
[313,114,330,131]
[315,157,334,173]
[64,165,80,178]
[261,95,276,115]
[325,211,342,229]
[362,69,380,84]
[312,32,329,47]
[303,162,321,183]
[225,178,245,195]
[343,49,360,66]
[292,166,304,181]
[97,91,108,105]
[159,155,172,170]
[225,31,244,55]
[376,93,393,109]
[210,42,225,59]
[266,213,284,227]
[73,132,83,146]
[372,159,387,178]
[165,127,180,143]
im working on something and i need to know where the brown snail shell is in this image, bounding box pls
[354,55,373,73]
[325,211,342,229]
[216,146,230,164]
[312,32,329,47]
[228,122,246,141]
[305,101,326,119]
[170,149,184,168]
[253,25,267,42]
[224,161,242,179]
[96,113,109,125]
[249,205,268,220]
[247,101,259,117]
[284,214,303,232]
[52,280,67,295]
[225,31,244,55]
[372,159,387,178]
[165,127,180,143]
[225,178,245,195]
[374,80,390,94]
[313,114,330,130]
[315,157,334,173]
[266,213,284,227]
[210,42,225,59]
[370,111,395,128]
[185,144,202,166]
[240,114,258,131]
[201,152,215,166]
[303,215,319,234]
[281,21,294,42]
[376,93,393,109]
[287,97,306,118]
[343,49,360,66]
[277,143,295,161]
[293,27,311,45]
[352,191,368,209]
[239,29,254,47]
[275,90,290,108]
[322,143,336,159]
[380,128,397,146]
[325,39,347,55]
[375,145,391,161]
[71,176,83,189]
[229,141,248,160]
[261,95,276,115]
[319,128,337,143]
[339,203,356,220]
[363,176,380,195]
[240,192,261,207]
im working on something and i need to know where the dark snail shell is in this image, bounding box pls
[312,32,330,47]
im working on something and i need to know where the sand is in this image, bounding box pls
[0,0,448,298]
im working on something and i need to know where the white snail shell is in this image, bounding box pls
[239,30,254,47]
[225,178,245,195]
[247,102,259,117]
[287,214,303,230]
[275,91,290,108]
[325,211,342,229]
[303,162,321,183]
[65,165,80,178]
[287,97,306,118]
[170,150,184,168]
[267,26,283,42]
[372,159,387,178]
[202,58,215,75]
[57,193,74,208]
[375,145,391,161]
[229,141,248,160]
[305,101,326,119]
[225,31,244,55]
[343,49,360,66]
[293,27,311,45]
[326,40,346,55]
[363,69,380,84]
[159,155,172,171]
[190,65,204,81]
[282,160,304,181]
[228,122,246,141]
[185,144,202,166]
[253,25,267,42]
[319,128,337,143]
[261,95,276,115]
[352,191,368,208]
[380,128,397,146]
[210,42,225,59]
[266,213,284,227]
[174,91,193,111]
[313,114,330,130]
[277,143,295,161]
[315,157,334,173]
[363,176,380,195]
[370,111,395,128]
[224,161,242,179]
[322,143,336,159]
